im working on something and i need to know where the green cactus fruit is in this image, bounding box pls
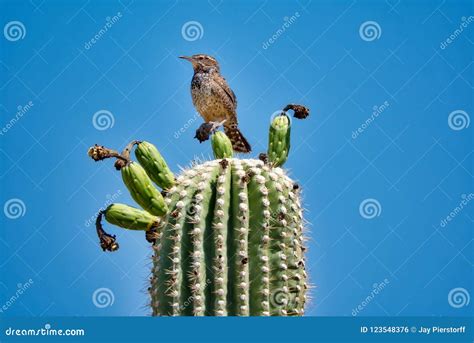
[211,131,234,159]
[104,203,162,231]
[135,141,175,190]
[268,113,291,167]
[121,162,168,216]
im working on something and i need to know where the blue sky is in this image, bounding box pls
[0,0,472,317]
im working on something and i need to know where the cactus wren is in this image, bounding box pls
[180,54,251,153]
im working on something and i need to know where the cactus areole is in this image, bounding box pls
[88,104,310,316]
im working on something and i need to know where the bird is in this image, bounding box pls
[180,54,252,153]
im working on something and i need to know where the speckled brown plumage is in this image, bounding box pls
[180,54,251,153]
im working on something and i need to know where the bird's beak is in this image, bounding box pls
[179,56,192,62]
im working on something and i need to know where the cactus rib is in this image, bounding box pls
[210,160,231,316]
[266,169,290,316]
[189,165,220,315]
[229,160,250,315]
[246,160,271,316]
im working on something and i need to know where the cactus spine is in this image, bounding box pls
[89,104,310,316]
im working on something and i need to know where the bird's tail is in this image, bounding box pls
[224,123,251,153]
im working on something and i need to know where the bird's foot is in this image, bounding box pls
[194,120,227,143]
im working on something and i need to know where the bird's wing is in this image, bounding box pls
[215,74,237,109]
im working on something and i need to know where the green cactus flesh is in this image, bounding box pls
[92,104,309,316]
[147,158,307,316]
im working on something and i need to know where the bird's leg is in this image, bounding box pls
[194,120,227,143]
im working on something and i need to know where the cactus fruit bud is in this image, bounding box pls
[268,113,291,167]
[135,141,175,190]
[211,131,234,159]
[104,203,162,231]
[121,162,168,217]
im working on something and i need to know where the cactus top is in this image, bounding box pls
[149,158,307,316]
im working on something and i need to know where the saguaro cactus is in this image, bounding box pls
[88,105,310,316]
